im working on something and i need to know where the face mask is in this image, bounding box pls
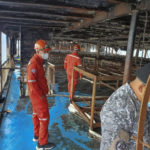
[42,53,48,60]
[148,102,150,108]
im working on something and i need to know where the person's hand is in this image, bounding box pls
[80,76,82,80]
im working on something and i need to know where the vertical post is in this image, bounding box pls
[135,49,139,64]
[136,75,150,150]
[17,40,19,57]
[135,35,142,64]
[105,46,107,54]
[109,47,111,54]
[123,10,138,84]
[22,69,25,96]
[59,42,61,50]
[19,27,21,58]
[20,25,22,96]
[116,80,119,89]
[96,42,100,69]
[90,76,97,130]
[6,36,9,59]
[87,43,89,52]
[53,67,55,91]
[85,43,88,52]
[70,67,75,100]
[144,49,147,58]
[70,43,72,51]
[0,32,2,96]
[111,48,114,55]
[47,66,51,94]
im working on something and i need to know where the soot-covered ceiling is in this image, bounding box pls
[0,0,150,49]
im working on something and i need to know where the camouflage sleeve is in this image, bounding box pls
[100,95,131,150]
[143,109,150,149]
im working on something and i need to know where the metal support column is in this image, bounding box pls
[144,49,147,58]
[135,35,142,64]
[0,32,5,103]
[123,10,138,84]
[0,32,2,95]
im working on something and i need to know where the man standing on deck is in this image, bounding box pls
[27,40,55,150]
[100,63,150,150]
[64,44,82,99]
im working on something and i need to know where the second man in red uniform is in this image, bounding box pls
[64,44,82,99]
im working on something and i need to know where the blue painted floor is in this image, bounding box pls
[0,67,100,150]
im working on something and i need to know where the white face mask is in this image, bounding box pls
[42,53,49,60]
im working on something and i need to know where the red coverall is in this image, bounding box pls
[64,52,82,99]
[27,54,49,145]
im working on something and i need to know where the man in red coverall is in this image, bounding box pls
[27,40,55,150]
[64,44,82,100]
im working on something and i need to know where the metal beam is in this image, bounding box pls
[0,10,92,20]
[1,24,63,30]
[66,3,132,31]
[0,15,69,24]
[0,1,97,16]
[107,0,120,4]
[0,20,65,27]
[137,0,150,11]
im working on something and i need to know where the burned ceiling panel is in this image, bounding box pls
[0,0,150,50]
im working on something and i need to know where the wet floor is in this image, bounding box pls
[0,66,100,150]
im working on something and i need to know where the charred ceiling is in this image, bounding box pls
[0,0,150,50]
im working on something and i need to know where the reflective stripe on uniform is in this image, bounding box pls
[28,80,36,82]
[33,113,37,115]
[39,118,48,121]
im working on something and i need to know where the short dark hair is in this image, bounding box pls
[136,63,150,84]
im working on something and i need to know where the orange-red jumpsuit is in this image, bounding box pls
[27,54,49,146]
[64,52,82,99]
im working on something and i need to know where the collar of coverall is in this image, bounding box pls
[72,51,78,55]
[34,53,44,64]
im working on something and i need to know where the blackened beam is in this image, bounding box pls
[137,0,150,11]
[0,10,92,20]
[2,24,63,30]
[107,0,120,4]
[66,1,150,32]
[0,20,65,27]
[67,3,132,31]
[0,0,97,16]
[0,15,69,24]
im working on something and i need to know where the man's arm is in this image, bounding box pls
[100,105,130,150]
[27,63,44,99]
[41,72,49,95]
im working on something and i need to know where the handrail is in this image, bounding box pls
[0,58,12,95]
[0,58,9,68]
[136,75,150,150]
[131,136,150,149]
[0,71,13,126]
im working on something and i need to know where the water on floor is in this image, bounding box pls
[0,67,100,150]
